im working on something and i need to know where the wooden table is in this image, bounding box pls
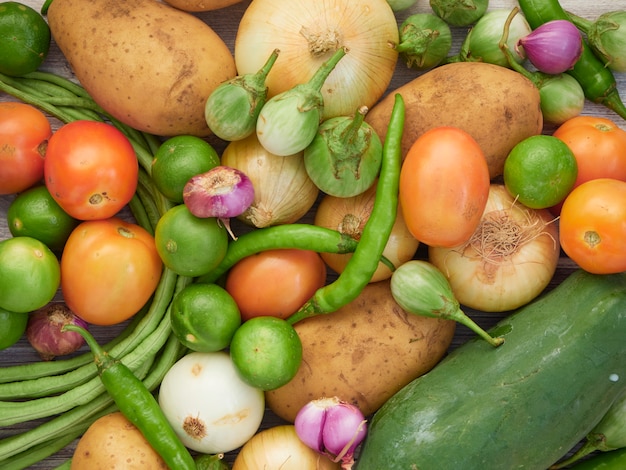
[2,0,626,468]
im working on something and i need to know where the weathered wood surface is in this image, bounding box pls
[1,0,626,467]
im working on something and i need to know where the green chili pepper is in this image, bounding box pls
[518,0,626,120]
[63,324,197,470]
[286,93,405,325]
[196,223,360,285]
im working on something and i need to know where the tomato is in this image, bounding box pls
[0,102,51,195]
[399,126,490,248]
[551,115,626,214]
[225,249,327,321]
[44,120,138,220]
[559,178,626,274]
[60,217,163,325]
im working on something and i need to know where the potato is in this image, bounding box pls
[162,0,243,12]
[365,62,543,179]
[265,280,456,422]
[47,0,236,137]
[71,412,167,469]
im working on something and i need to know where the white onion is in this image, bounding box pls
[428,184,559,313]
[157,351,265,454]
[221,133,319,228]
[234,0,399,120]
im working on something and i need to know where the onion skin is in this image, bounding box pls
[428,184,559,312]
[232,425,340,470]
[314,182,418,282]
[518,20,583,75]
[221,133,319,228]
[235,0,398,120]
[183,166,255,219]
[26,303,88,361]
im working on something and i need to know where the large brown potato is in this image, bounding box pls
[162,0,243,12]
[71,412,167,469]
[47,0,236,137]
[265,280,456,422]
[365,62,543,179]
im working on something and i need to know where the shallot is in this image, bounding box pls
[294,397,367,470]
[26,303,88,360]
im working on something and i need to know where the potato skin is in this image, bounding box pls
[265,280,456,423]
[365,62,543,179]
[71,412,167,469]
[47,0,236,137]
[162,0,243,12]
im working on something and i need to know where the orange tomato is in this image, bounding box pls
[225,249,327,321]
[559,178,626,274]
[60,217,163,325]
[0,102,51,195]
[399,126,490,248]
[551,115,626,214]
[44,120,138,220]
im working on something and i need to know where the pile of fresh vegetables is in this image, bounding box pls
[1,0,626,468]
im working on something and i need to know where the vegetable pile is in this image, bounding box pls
[1,0,626,469]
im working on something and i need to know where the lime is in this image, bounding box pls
[154,204,228,277]
[151,135,220,203]
[229,316,303,391]
[0,307,28,350]
[0,2,51,76]
[0,236,60,313]
[503,135,578,209]
[7,185,80,252]
[170,283,241,352]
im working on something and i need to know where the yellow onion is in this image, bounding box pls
[314,181,419,282]
[234,0,399,120]
[221,133,319,228]
[428,184,559,313]
[232,425,340,470]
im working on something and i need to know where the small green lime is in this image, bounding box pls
[0,306,28,350]
[171,283,241,352]
[0,2,51,76]
[0,236,60,313]
[229,316,303,391]
[154,204,228,277]
[7,185,80,252]
[151,135,220,203]
[503,134,578,209]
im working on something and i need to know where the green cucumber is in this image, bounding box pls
[356,269,626,470]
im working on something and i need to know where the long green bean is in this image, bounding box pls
[0,330,185,463]
[0,312,170,426]
[0,268,178,397]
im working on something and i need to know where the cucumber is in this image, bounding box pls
[356,270,626,470]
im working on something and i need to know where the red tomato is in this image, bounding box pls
[559,178,626,274]
[225,249,327,321]
[399,126,490,248]
[551,115,626,215]
[61,217,163,325]
[44,120,138,220]
[0,102,52,195]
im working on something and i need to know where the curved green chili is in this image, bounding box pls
[287,93,405,325]
[518,0,626,120]
[196,224,360,284]
[63,325,196,470]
